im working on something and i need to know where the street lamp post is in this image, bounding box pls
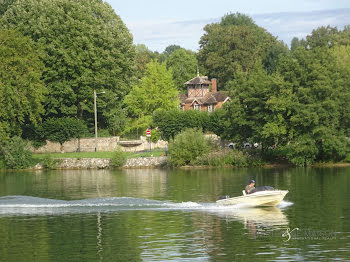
[94,89,105,152]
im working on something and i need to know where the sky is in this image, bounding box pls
[106,0,350,52]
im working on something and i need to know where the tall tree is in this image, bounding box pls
[134,44,159,79]
[123,61,179,135]
[1,0,135,124]
[163,45,182,57]
[276,42,348,164]
[198,13,279,89]
[306,26,339,49]
[166,49,198,91]
[0,29,46,141]
[223,63,291,150]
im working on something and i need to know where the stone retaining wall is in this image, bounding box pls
[36,157,168,169]
[32,137,120,153]
[32,136,168,153]
[123,157,167,168]
[57,158,111,169]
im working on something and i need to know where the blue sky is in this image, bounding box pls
[106,0,350,51]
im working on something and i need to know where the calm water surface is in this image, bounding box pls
[0,168,349,261]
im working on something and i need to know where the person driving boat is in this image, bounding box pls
[245,180,256,194]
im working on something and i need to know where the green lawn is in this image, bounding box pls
[32,150,166,160]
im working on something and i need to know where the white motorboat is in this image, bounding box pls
[216,190,288,207]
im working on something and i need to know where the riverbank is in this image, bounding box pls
[3,152,350,171]
[30,157,350,170]
[33,157,168,169]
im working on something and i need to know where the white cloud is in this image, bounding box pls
[125,9,350,51]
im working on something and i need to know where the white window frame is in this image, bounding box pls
[207,105,213,112]
[194,104,200,111]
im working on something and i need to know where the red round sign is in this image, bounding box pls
[146,129,151,137]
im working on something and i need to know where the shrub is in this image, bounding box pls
[168,128,212,166]
[2,136,34,169]
[111,147,127,168]
[195,149,249,167]
[41,154,58,169]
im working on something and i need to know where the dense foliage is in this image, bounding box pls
[168,128,212,167]
[166,49,198,91]
[152,109,211,141]
[1,0,135,126]
[134,44,160,79]
[198,13,287,89]
[36,117,88,151]
[0,30,46,141]
[123,61,179,136]
[1,137,33,169]
[210,25,350,166]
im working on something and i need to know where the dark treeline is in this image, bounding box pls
[1,0,350,166]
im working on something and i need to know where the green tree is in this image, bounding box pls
[222,63,291,150]
[163,45,182,57]
[135,44,159,79]
[166,49,198,91]
[36,117,88,152]
[262,41,289,74]
[285,135,319,167]
[198,13,278,89]
[124,61,179,135]
[277,41,348,164]
[290,37,307,52]
[331,45,350,135]
[306,26,339,49]
[103,105,127,136]
[214,33,350,165]
[1,0,135,123]
[0,29,46,140]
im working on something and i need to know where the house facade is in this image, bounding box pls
[179,75,230,112]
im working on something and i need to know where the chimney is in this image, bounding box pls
[211,78,217,93]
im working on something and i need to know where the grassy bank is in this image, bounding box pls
[32,150,166,160]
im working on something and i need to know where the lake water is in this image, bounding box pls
[0,167,349,261]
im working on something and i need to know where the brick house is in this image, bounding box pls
[179,75,230,112]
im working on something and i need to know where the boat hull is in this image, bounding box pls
[216,190,288,207]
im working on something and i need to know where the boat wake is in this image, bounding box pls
[0,196,292,219]
[277,200,294,209]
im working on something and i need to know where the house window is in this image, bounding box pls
[208,105,213,112]
[194,104,200,111]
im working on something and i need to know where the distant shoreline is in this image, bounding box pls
[2,156,350,171]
